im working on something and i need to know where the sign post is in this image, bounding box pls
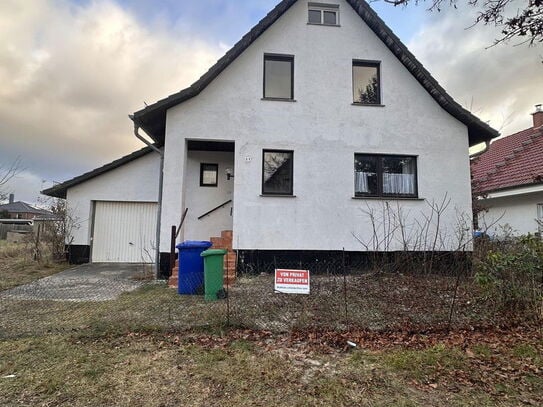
[274,269,310,294]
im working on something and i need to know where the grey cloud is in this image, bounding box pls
[408,8,543,136]
[0,0,223,203]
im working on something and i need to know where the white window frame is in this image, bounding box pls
[308,2,340,26]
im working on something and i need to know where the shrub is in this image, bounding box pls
[474,235,542,318]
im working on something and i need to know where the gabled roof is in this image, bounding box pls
[131,0,498,146]
[471,125,543,194]
[41,146,153,199]
[0,201,53,216]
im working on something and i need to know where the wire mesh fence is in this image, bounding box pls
[2,248,535,341]
[228,254,491,333]
[0,277,228,339]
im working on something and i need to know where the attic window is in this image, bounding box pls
[308,3,339,26]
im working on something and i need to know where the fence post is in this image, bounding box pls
[169,226,176,277]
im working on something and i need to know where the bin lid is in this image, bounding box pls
[176,240,212,249]
[200,249,227,257]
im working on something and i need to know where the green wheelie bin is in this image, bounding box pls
[201,249,227,301]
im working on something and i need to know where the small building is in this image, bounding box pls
[471,105,543,236]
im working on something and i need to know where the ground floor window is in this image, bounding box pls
[262,150,293,195]
[354,154,417,198]
[200,163,218,187]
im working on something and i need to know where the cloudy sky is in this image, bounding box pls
[0,0,541,204]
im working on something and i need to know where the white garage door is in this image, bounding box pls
[92,201,158,263]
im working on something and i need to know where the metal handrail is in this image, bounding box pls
[176,208,189,239]
[198,199,232,220]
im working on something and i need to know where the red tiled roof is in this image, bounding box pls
[471,125,543,194]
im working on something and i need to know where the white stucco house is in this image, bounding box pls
[471,105,543,237]
[43,0,497,277]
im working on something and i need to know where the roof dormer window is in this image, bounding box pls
[308,3,339,26]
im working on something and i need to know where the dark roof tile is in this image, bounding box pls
[0,201,52,216]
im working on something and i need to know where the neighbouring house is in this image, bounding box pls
[43,0,498,277]
[471,105,543,237]
[0,194,53,220]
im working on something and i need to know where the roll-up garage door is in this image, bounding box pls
[92,201,157,263]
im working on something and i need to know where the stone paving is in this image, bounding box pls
[0,263,153,302]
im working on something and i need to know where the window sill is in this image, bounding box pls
[352,196,424,201]
[307,23,341,27]
[260,194,296,198]
[351,103,385,107]
[261,98,297,102]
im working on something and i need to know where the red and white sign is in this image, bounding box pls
[274,269,310,294]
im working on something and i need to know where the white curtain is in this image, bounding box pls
[355,171,372,193]
[383,173,415,195]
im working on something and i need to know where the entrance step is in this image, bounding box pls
[168,259,179,288]
[211,230,236,286]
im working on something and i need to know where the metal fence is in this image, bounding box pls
[1,250,526,341]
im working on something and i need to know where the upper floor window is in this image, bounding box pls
[353,61,381,105]
[262,150,294,195]
[263,54,294,100]
[355,154,417,198]
[308,2,339,26]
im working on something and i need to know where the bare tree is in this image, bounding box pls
[0,158,22,201]
[380,0,543,45]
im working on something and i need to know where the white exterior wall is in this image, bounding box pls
[160,0,473,252]
[479,191,543,236]
[183,151,234,241]
[66,152,161,246]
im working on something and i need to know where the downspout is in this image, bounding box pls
[129,116,164,278]
[469,140,490,159]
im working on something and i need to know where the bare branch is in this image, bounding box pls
[0,157,23,201]
[380,0,543,46]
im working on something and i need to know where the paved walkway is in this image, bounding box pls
[0,263,153,302]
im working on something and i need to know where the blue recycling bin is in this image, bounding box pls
[176,240,212,295]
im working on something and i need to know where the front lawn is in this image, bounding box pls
[0,326,541,406]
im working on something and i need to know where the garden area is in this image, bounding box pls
[0,234,541,406]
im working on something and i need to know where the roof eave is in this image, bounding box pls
[479,181,543,196]
[41,186,66,199]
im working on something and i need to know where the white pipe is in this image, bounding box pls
[130,117,164,278]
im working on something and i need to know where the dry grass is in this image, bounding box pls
[0,329,541,406]
[0,242,70,291]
